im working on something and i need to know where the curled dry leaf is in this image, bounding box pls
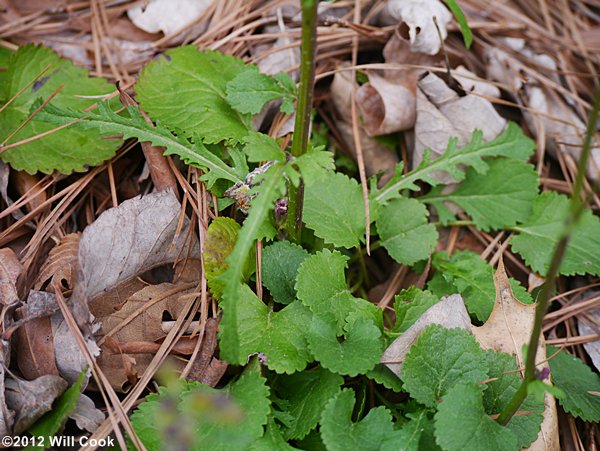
[95,282,196,391]
[4,374,67,435]
[380,294,471,376]
[485,38,600,183]
[331,68,399,184]
[127,0,214,37]
[0,366,14,438]
[384,0,453,55]
[472,259,559,451]
[69,393,105,433]
[0,248,22,307]
[15,294,60,380]
[34,232,80,292]
[413,72,506,182]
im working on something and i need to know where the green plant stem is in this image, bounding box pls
[496,82,600,426]
[285,0,318,242]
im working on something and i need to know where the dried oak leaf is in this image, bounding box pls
[34,233,80,291]
[96,282,196,391]
[472,259,559,451]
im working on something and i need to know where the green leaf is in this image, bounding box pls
[511,192,600,276]
[262,241,309,305]
[303,172,366,248]
[376,197,438,266]
[434,383,518,451]
[402,325,488,407]
[273,367,344,440]
[27,370,86,448]
[295,249,381,332]
[219,163,289,364]
[292,146,335,185]
[136,47,252,144]
[205,217,252,300]
[250,418,297,451]
[0,45,121,174]
[366,364,404,393]
[243,132,286,163]
[393,287,439,333]
[428,251,531,322]
[547,346,600,422]
[37,102,241,187]
[383,411,439,451]
[483,350,544,449]
[307,311,383,376]
[223,284,313,373]
[443,0,473,48]
[320,389,397,451]
[0,47,13,98]
[375,123,535,203]
[422,158,539,231]
[131,361,270,451]
[226,68,296,115]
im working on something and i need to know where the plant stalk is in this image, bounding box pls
[496,82,600,425]
[285,0,318,242]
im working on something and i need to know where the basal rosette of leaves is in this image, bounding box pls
[19,43,600,449]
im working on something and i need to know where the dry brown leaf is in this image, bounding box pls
[472,259,559,451]
[69,393,105,433]
[0,366,14,438]
[576,300,600,372]
[331,68,400,184]
[71,189,199,330]
[127,0,214,36]
[0,248,22,307]
[95,282,195,391]
[14,304,59,380]
[380,294,471,376]
[413,72,506,182]
[34,233,80,292]
[383,0,452,55]
[4,374,67,435]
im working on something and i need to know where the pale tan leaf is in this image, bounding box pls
[0,248,22,306]
[472,259,559,451]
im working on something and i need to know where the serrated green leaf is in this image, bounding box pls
[219,163,288,364]
[0,47,13,98]
[375,123,535,203]
[0,45,121,174]
[393,287,439,333]
[273,367,344,440]
[130,361,270,451]
[428,251,531,322]
[422,158,539,231]
[320,389,397,451]
[377,197,438,265]
[295,249,381,333]
[307,310,383,376]
[26,370,85,449]
[383,410,439,451]
[402,325,488,407]
[434,383,519,451]
[262,241,309,305]
[243,132,286,163]
[250,418,297,451]
[292,146,335,185]
[547,346,600,422]
[37,102,241,186]
[303,172,366,248]
[366,364,404,393]
[511,192,600,276]
[222,284,312,373]
[136,47,252,144]
[226,68,296,115]
[483,350,544,449]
